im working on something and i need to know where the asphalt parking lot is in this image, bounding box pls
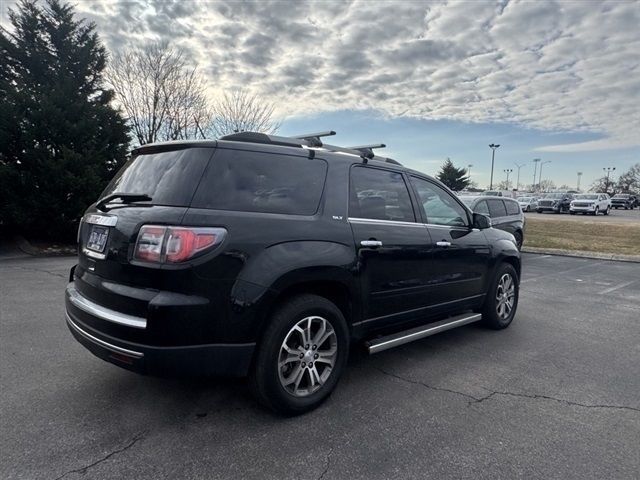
[525,207,639,224]
[1,253,639,479]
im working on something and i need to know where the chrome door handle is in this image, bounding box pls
[436,241,451,247]
[361,240,383,248]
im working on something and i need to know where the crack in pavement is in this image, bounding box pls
[317,447,334,480]
[374,367,639,414]
[9,265,67,279]
[53,431,147,480]
[373,366,481,402]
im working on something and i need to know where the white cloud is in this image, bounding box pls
[2,0,639,150]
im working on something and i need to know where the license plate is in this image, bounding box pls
[87,225,109,253]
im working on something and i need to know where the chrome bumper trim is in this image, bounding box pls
[66,314,144,358]
[66,284,147,329]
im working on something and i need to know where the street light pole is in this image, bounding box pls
[577,172,583,192]
[489,144,500,189]
[603,167,616,194]
[532,158,541,191]
[503,169,513,190]
[539,160,551,190]
[467,164,473,182]
[514,163,525,191]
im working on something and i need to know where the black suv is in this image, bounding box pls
[65,131,520,414]
[536,192,573,213]
[459,196,525,250]
[611,194,636,210]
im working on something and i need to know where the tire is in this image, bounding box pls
[569,211,575,215]
[537,209,542,214]
[526,206,530,212]
[482,263,519,330]
[250,294,349,415]
[513,231,523,251]
[593,207,599,216]
[604,207,610,215]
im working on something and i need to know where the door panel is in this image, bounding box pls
[409,176,491,306]
[349,166,433,327]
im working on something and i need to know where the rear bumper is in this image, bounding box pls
[65,295,255,377]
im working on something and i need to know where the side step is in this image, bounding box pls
[366,313,482,354]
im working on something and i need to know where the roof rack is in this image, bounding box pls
[219,131,402,166]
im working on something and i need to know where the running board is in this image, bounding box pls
[366,313,482,354]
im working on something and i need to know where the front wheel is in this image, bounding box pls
[250,294,349,415]
[482,263,519,330]
[604,206,610,215]
[593,206,599,216]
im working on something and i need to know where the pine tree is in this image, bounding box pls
[0,0,130,241]
[437,158,470,191]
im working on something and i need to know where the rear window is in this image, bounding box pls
[101,148,212,207]
[191,148,327,215]
[505,200,521,215]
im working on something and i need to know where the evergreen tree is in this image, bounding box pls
[437,158,470,191]
[0,0,130,241]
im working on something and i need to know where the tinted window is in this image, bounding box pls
[410,177,468,227]
[102,148,212,207]
[505,200,521,215]
[474,200,489,215]
[192,149,327,215]
[350,167,415,222]
[487,199,507,218]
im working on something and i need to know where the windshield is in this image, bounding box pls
[542,193,564,199]
[518,197,532,202]
[459,197,476,205]
[574,194,598,200]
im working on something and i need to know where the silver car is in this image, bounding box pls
[517,196,538,212]
[570,193,611,215]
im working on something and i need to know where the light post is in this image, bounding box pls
[539,160,551,191]
[503,169,513,190]
[514,163,525,191]
[489,144,500,189]
[577,172,583,192]
[467,164,473,183]
[603,167,616,194]
[532,158,541,191]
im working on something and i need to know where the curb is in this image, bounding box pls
[14,236,77,257]
[522,246,640,263]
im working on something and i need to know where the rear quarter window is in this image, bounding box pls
[191,148,327,215]
[505,200,521,215]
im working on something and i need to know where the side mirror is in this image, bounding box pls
[473,213,491,229]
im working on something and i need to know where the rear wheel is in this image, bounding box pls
[482,263,519,330]
[250,294,349,415]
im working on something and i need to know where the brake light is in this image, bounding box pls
[133,226,226,264]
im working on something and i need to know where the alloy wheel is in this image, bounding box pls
[278,316,337,397]
[495,273,515,320]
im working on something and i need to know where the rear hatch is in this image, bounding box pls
[75,145,215,315]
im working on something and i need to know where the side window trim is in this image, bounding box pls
[348,164,418,223]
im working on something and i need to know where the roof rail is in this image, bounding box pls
[291,131,336,148]
[219,131,402,165]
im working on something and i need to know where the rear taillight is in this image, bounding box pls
[133,226,226,264]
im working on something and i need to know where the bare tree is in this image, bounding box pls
[108,42,211,145]
[210,89,280,138]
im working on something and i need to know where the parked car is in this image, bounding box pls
[611,194,636,210]
[65,131,520,414]
[536,192,573,213]
[481,190,516,198]
[460,196,525,249]
[517,196,538,212]
[569,193,611,215]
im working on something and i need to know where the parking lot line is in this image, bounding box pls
[521,260,606,283]
[598,280,637,295]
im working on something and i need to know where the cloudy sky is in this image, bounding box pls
[2,0,639,188]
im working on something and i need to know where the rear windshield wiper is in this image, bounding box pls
[96,192,152,212]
